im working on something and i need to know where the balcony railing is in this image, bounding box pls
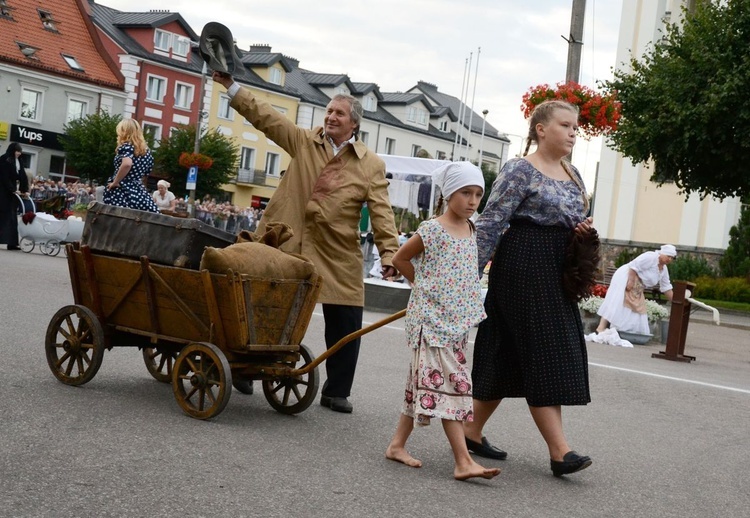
[235,168,274,186]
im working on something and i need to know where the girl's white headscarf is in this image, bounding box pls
[433,161,485,200]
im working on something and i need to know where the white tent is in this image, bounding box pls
[378,154,451,219]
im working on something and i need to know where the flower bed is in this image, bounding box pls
[578,296,668,323]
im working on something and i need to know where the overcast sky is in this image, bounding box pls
[98,0,625,189]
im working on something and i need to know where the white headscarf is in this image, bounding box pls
[657,244,677,257]
[433,161,485,200]
[157,179,171,189]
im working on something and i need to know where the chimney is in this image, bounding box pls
[249,44,272,53]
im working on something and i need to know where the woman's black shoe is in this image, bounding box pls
[465,437,508,460]
[550,451,592,477]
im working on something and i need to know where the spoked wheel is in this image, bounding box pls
[172,342,232,419]
[232,379,254,394]
[262,344,319,415]
[20,237,34,253]
[143,346,179,383]
[43,240,61,256]
[45,305,105,386]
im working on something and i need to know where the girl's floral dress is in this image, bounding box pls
[403,218,486,426]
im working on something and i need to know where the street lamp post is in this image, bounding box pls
[504,133,526,158]
[478,109,488,169]
[189,62,208,216]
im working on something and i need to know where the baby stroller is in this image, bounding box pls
[16,194,84,256]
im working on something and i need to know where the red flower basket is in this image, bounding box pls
[521,82,621,139]
[179,152,214,170]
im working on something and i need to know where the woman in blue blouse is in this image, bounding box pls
[464,100,597,477]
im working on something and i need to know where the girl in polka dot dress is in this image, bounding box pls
[103,119,159,213]
[385,162,500,481]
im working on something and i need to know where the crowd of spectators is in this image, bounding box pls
[27,177,264,236]
[194,195,264,235]
[28,178,97,208]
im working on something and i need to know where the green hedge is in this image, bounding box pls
[691,276,750,303]
[669,254,717,282]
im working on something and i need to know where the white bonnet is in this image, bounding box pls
[657,244,677,257]
[433,161,484,200]
[157,179,171,189]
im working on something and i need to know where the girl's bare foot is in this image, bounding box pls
[454,460,501,481]
[386,446,422,468]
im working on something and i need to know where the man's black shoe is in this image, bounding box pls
[320,395,353,413]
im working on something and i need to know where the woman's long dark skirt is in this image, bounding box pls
[472,220,590,406]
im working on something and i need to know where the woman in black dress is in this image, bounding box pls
[464,100,598,477]
[0,143,30,250]
[103,119,159,213]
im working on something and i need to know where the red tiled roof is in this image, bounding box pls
[0,0,123,89]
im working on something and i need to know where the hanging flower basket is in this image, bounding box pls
[179,152,214,170]
[521,81,621,139]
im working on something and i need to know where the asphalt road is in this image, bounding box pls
[1,248,748,518]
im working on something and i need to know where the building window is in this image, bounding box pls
[406,107,416,122]
[269,67,282,85]
[359,130,368,146]
[141,122,162,146]
[436,150,447,160]
[218,95,234,120]
[39,10,58,31]
[20,88,42,122]
[154,29,171,51]
[66,98,87,122]
[417,110,427,125]
[174,82,194,109]
[363,96,375,112]
[1,1,15,20]
[172,35,190,57]
[61,54,84,72]
[411,144,421,157]
[385,137,396,155]
[335,86,349,95]
[146,75,166,103]
[265,152,280,176]
[438,119,449,132]
[240,147,256,170]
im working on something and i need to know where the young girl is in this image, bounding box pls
[385,161,501,481]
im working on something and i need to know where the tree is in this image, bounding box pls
[603,0,750,200]
[60,111,122,184]
[719,202,750,278]
[152,125,239,198]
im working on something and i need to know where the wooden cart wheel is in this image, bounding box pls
[143,346,178,383]
[45,305,105,386]
[262,344,319,415]
[232,379,254,394]
[172,342,232,420]
[20,237,34,253]
[43,240,61,256]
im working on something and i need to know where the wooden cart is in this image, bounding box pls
[45,243,330,419]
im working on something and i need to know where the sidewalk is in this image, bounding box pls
[689,306,750,330]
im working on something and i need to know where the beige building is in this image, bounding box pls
[594,0,742,251]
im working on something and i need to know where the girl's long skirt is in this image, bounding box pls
[472,220,590,407]
[402,331,474,426]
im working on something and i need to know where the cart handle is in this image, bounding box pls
[290,308,406,376]
[14,192,36,214]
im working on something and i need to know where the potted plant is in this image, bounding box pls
[521,81,621,139]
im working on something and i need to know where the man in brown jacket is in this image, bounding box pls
[213,72,399,413]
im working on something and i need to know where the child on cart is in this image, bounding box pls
[385,162,500,481]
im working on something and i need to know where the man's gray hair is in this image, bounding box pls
[331,94,363,133]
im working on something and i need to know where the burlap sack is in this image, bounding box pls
[236,221,293,248]
[200,242,316,280]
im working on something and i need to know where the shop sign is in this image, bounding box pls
[10,124,65,151]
